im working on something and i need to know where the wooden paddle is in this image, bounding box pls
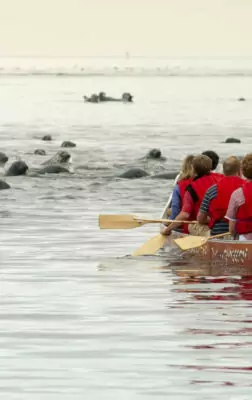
[132,234,167,256]
[99,214,197,230]
[132,173,181,257]
[174,232,230,251]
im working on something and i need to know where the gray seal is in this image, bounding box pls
[5,161,28,176]
[119,168,149,179]
[61,141,76,148]
[34,149,46,155]
[144,148,166,160]
[0,152,8,164]
[146,148,162,159]
[42,135,52,141]
[0,179,10,190]
[42,150,71,166]
[83,94,99,103]
[224,137,241,143]
[84,92,133,103]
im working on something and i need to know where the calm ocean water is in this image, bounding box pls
[1,57,252,399]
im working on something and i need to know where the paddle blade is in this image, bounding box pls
[132,234,167,256]
[99,214,144,229]
[174,235,208,251]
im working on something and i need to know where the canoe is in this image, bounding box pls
[164,231,252,267]
[160,176,252,267]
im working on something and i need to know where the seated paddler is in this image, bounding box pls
[225,153,252,241]
[201,150,223,181]
[197,156,244,235]
[162,154,221,236]
[169,154,195,230]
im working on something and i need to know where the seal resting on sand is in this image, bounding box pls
[0,152,8,164]
[119,168,149,179]
[0,179,10,190]
[5,160,28,176]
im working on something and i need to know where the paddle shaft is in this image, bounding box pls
[208,232,230,240]
[98,214,198,230]
[136,217,198,225]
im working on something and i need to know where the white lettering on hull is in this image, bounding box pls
[211,247,249,265]
[188,243,249,265]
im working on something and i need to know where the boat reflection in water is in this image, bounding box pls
[162,260,252,388]
[173,265,252,301]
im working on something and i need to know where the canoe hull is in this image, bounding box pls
[165,232,252,267]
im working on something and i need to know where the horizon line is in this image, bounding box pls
[0,55,251,59]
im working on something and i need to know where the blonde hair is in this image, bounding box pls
[242,153,252,179]
[223,156,241,176]
[178,155,195,181]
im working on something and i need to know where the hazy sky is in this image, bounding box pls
[0,0,251,57]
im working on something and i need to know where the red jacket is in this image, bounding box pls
[188,173,219,220]
[178,177,192,200]
[211,172,223,182]
[236,181,252,234]
[209,176,244,228]
[178,178,193,233]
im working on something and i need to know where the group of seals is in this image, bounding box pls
[41,135,76,148]
[0,150,72,189]
[118,149,176,179]
[83,92,133,103]
[0,132,76,191]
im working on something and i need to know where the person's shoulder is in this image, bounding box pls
[229,187,243,204]
[173,184,180,194]
[232,187,243,197]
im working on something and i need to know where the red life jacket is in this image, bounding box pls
[209,176,244,228]
[211,172,223,182]
[177,177,192,200]
[189,173,219,220]
[236,181,252,234]
[177,177,193,233]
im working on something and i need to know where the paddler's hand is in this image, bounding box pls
[160,225,172,235]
